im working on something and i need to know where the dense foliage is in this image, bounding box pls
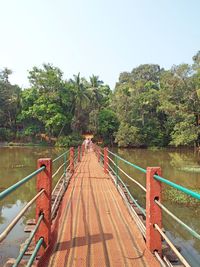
[0,51,199,147]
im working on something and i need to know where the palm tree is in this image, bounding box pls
[88,75,104,110]
[70,73,90,132]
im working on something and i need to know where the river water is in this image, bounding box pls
[0,146,199,266]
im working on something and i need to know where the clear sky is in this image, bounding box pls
[0,0,199,89]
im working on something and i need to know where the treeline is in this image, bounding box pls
[0,51,199,147]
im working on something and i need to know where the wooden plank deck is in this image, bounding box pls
[47,151,159,267]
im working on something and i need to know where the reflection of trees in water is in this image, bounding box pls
[0,146,65,225]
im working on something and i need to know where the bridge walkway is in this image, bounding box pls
[47,151,159,267]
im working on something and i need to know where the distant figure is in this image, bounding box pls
[88,138,92,151]
[83,138,90,153]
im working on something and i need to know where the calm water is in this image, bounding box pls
[112,148,200,267]
[0,146,65,266]
[0,147,199,266]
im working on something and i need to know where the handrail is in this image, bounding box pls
[108,150,146,173]
[154,174,200,200]
[107,162,146,216]
[155,200,200,240]
[13,214,44,267]
[0,189,45,243]
[154,224,191,267]
[108,150,200,200]
[26,237,44,267]
[0,166,45,200]
[52,161,69,178]
[52,149,70,163]
[107,155,146,192]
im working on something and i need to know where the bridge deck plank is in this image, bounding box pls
[47,151,159,267]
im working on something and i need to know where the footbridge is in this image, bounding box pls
[0,145,200,266]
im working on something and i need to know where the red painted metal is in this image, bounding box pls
[78,146,81,162]
[104,147,108,174]
[146,167,162,256]
[36,158,52,256]
[70,147,74,173]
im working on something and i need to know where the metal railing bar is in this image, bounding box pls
[0,189,45,243]
[154,251,167,267]
[52,165,70,195]
[155,200,200,240]
[108,150,146,173]
[52,149,70,163]
[13,214,44,267]
[26,237,44,267]
[107,156,146,192]
[52,162,68,178]
[154,224,191,267]
[109,170,146,237]
[51,179,65,218]
[108,150,200,200]
[163,256,174,267]
[154,174,200,200]
[108,163,146,216]
[0,166,45,201]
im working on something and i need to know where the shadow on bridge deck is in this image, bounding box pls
[41,152,159,267]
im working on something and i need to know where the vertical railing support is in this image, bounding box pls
[70,147,74,173]
[36,158,52,256]
[82,144,85,158]
[104,147,108,174]
[146,167,162,256]
[78,146,81,162]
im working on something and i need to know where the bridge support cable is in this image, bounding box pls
[154,224,191,267]
[0,189,45,243]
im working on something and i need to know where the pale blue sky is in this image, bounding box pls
[0,0,199,89]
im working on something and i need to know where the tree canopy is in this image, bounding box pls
[0,51,200,147]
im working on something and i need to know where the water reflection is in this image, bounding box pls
[0,146,65,266]
[112,148,200,266]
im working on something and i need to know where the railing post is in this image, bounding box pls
[36,158,52,256]
[146,167,162,256]
[70,147,74,173]
[78,146,81,162]
[82,144,85,158]
[104,147,108,174]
